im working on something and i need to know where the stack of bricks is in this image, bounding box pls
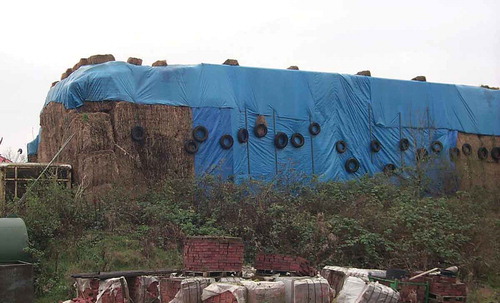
[255,253,316,276]
[203,291,239,303]
[427,275,466,298]
[399,276,427,303]
[183,236,244,272]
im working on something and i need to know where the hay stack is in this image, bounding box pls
[255,115,268,126]
[455,132,499,190]
[38,101,194,196]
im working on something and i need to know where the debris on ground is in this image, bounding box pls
[59,236,467,303]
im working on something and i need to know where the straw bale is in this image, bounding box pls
[66,112,115,154]
[356,70,371,76]
[412,76,426,82]
[51,81,59,87]
[152,60,168,67]
[38,102,76,162]
[455,132,499,190]
[127,57,143,66]
[38,100,194,195]
[77,150,119,188]
[223,59,239,66]
[88,54,115,65]
[77,101,116,114]
[61,72,68,80]
[112,102,194,184]
[72,58,89,71]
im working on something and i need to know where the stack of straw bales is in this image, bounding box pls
[37,101,194,198]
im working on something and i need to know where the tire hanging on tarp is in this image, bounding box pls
[309,122,321,135]
[192,126,209,142]
[237,128,249,143]
[291,133,305,148]
[254,124,268,138]
[345,158,360,173]
[478,147,488,160]
[462,143,472,156]
[399,138,410,151]
[336,140,347,153]
[131,126,145,142]
[184,140,199,154]
[274,132,288,149]
[219,134,234,150]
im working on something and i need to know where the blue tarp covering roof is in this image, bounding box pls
[29,61,500,182]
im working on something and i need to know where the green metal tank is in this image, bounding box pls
[0,218,29,262]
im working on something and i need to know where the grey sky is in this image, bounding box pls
[0,0,498,157]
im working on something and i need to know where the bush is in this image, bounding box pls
[6,173,499,301]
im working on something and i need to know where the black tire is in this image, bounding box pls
[478,147,488,160]
[184,140,199,154]
[383,163,396,174]
[219,134,234,150]
[399,138,410,151]
[416,148,428,161]
[291,133,305,148]
[274,132,288,149]
[335,140,347,153]
[370,139,382,152]
[309,122,321,136]
[345,158,360,173]
[237,128,249,143]
[131,126,145,142]
[491,147,500,160]
[254,124,268,138]
[449,147,460,160]
[192,126,209,142]
[462,143,472,156]
[431,141,443,153]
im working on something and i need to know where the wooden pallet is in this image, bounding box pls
[429,293,466,302]
[255,269,299,276]
[183,270,242,278]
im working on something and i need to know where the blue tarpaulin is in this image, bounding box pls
[29,61,500,182]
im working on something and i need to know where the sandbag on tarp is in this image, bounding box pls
[240,280,286,303]
[336,277,399,303]
[320,267,347,298]
[128,275,160,303]
[170,277,214,303]
[96,277,130,303]
[276,276,334,303]
[201,282,247,303]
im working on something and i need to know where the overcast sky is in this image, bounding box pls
[0,0,498,157]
